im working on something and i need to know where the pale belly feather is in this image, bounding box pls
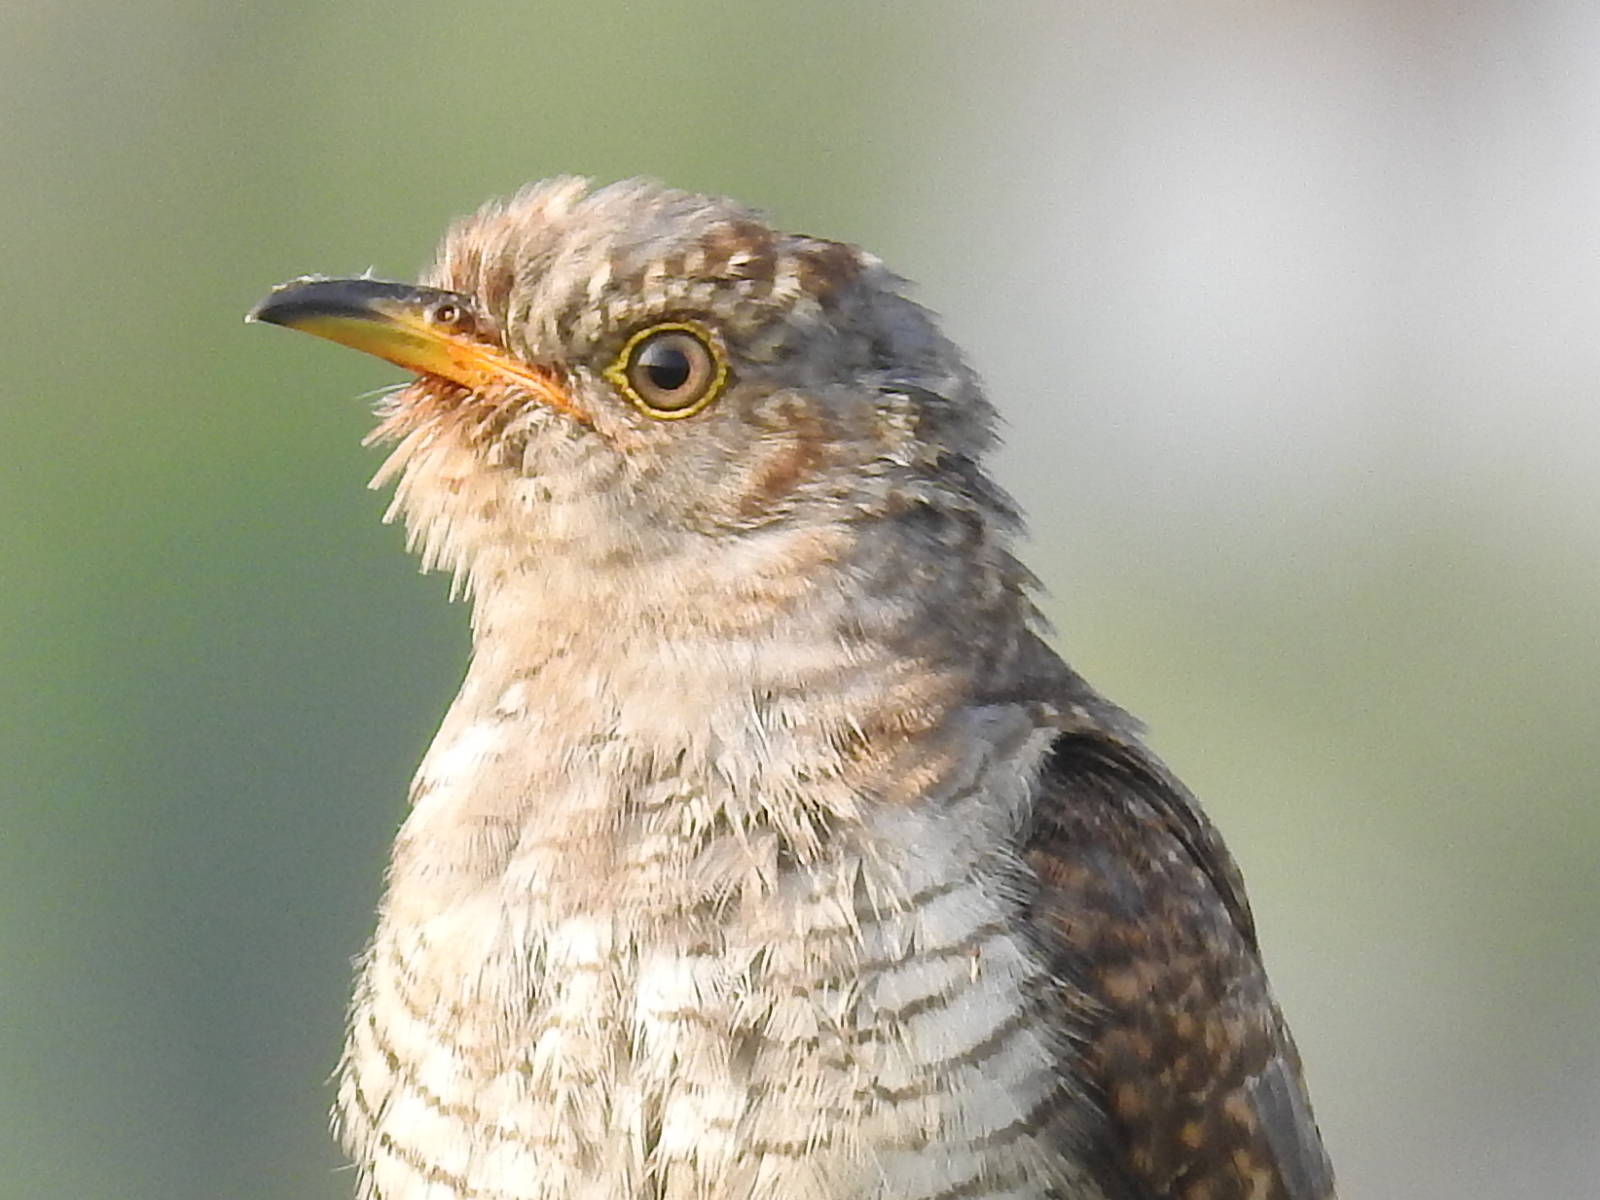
[337,707,1084,1200]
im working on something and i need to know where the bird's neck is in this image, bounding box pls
[384,518,1005,923]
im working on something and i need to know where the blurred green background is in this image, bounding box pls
[3,2,1597,1197]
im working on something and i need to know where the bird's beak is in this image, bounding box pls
[247,276,584,420]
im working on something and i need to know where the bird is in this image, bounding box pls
[248,178,1336,1200]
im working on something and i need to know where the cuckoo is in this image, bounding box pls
[249,178,1336,1200]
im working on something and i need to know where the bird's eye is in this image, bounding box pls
[428,301,476,335]
[605,323,727,419]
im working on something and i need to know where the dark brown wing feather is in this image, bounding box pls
[1024,711,1336,1200]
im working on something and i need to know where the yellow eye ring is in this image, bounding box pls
[604,322,728,419]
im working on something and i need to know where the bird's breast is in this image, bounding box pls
[337,702,1087,1200]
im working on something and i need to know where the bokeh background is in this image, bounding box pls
[3,2,1597,1197]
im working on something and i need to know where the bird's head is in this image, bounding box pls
[251,179,1024,642]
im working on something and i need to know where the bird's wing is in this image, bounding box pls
[1022,711,1336,1200]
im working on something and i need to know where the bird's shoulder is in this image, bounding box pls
[998,650,1335,1200]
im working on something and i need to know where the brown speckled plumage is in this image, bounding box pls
[251,177,1335,1200]
[1027,726,1333,1200]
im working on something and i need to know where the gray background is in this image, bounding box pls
[2,2,1595,1197]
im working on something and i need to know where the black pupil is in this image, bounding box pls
[638,339,693,393]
